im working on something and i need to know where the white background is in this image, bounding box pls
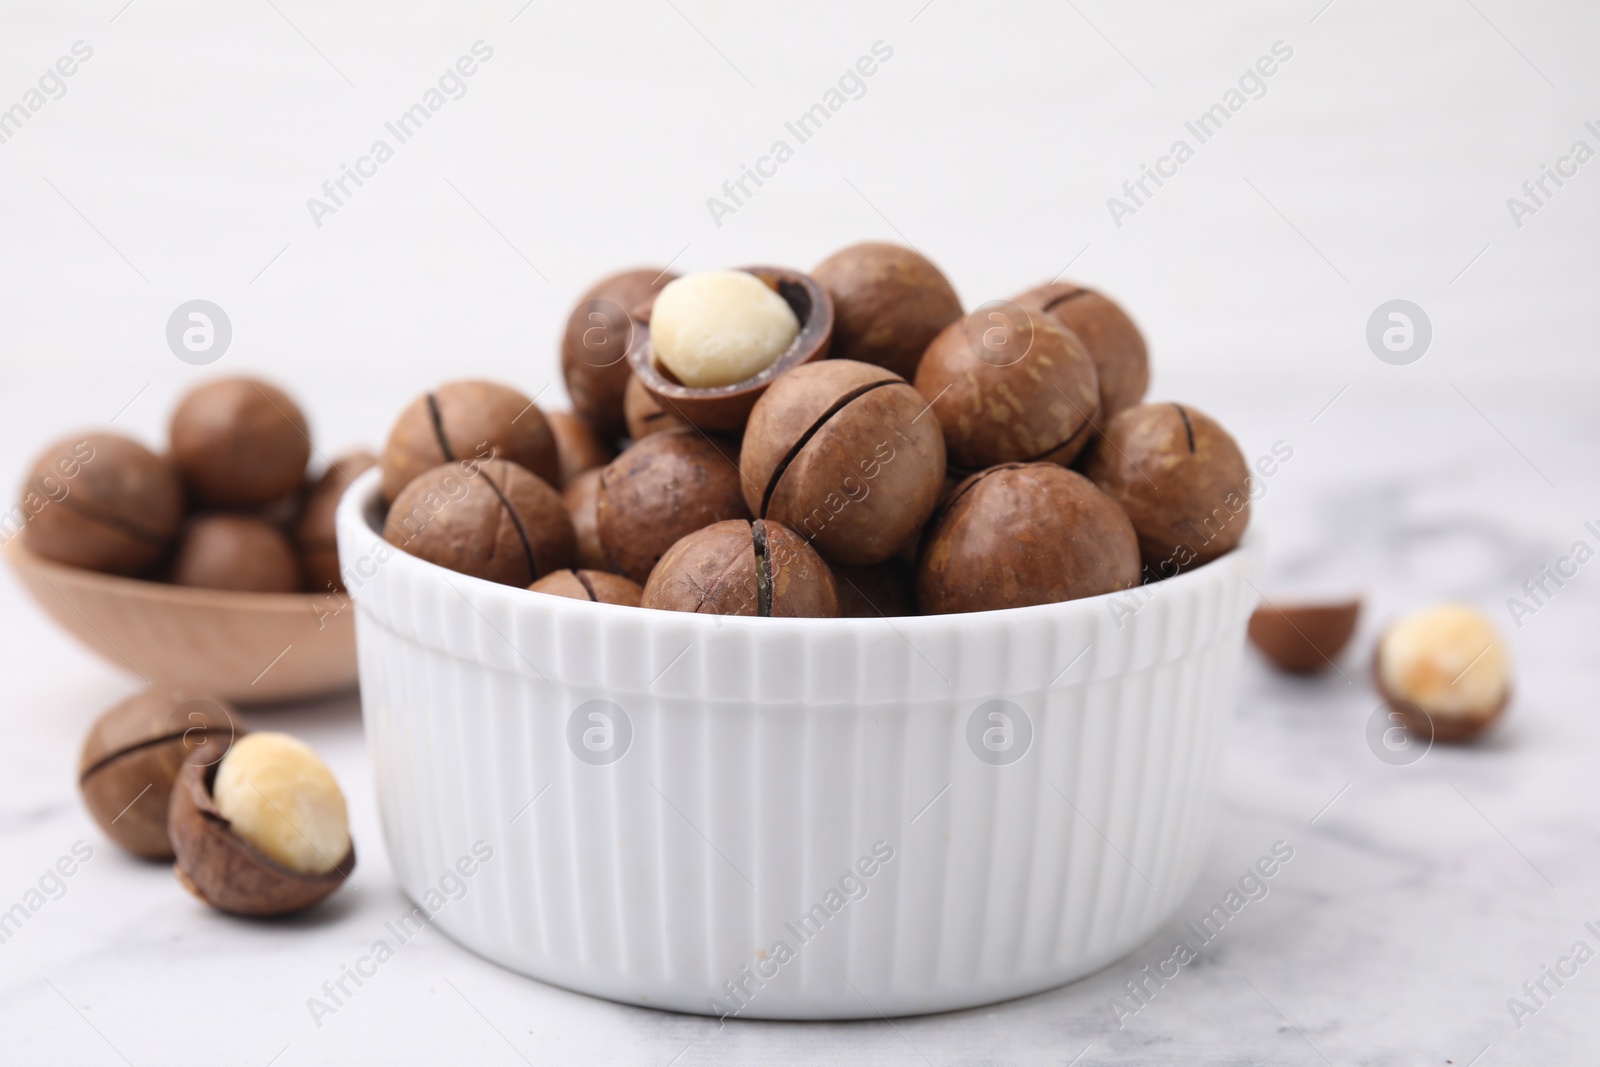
[2,2,1599,1065]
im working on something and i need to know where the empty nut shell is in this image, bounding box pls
[812,241,962,380]
[562,268,678,439]
[917,463,1140,615]
[170,378,311,508]
[740,359,946,566]
[1248,598,1362,674]
[529,568,643,607]
[384,458,576,587]
[1080,402,1252,575]
[171,514,302,593]
[20,433,184,576]
[381,380,559,502]
[596,429,749,585]
[914,305,1101,470]
[79,690,243,860]
[642,519,839,617]
[1014,283,1149,417]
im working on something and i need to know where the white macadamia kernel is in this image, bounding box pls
[212,732,350,875]
[1379,603,1508,719]
[650,270,800,388]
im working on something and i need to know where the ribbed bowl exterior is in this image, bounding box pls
[338,470,1261,1019]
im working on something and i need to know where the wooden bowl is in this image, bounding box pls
[628,265,834,433]
[4,539,356,704]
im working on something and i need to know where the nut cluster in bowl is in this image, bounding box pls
[378,242,1256,618]
[16,376,374,595]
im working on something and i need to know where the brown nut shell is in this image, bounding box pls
[741,360,946,566]
[914,305,1101,470]
[562,268,678,439]
[624,372,693,441]
[170,378,311,508]
[1374,658,1510,744]
[1248,598,1362,674]
[812,242,962,380]
[1080,402,1252,575]
[562,468,608,572]
[1014,283,1149,417]
[917,463,1140,615]
[20,433,185,575]
[384,459,576,586]
[529,568,643,607]
[169,758,353,917]
[629,266,834,433]
[381,381,559,502]
[79,691,243,860]
[171,514,302,593]
[641,519,839,617]
[547,410,615,487]
[831,561,916,618]
[294,450,379,593]
[596,430,749,585]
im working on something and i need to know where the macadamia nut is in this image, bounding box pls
[212,733,350,875]
[1378,604,1509,721]
[650,270,800,388]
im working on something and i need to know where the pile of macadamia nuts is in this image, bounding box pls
[18,376,375,595]
[78,689,354,916]
[379,241,1258,618]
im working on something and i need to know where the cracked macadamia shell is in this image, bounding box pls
[642,519,839,618]
[596,430,749,585]
[1080,402,1252,575]
[629,266,834,434]
[20,432,186,576]
[169,756,354,918]
[383,458,575,587]
[917,463,1140,615]
[529,568,643,607]
[1376,603,1510,741]
[562,268,678,439]
[211,732,349,875]
[913,307,1100,471]
[381,380,560,502]
[740,360,946,567]
[649,270,801,388]
[170,378,311,508]
[79,690,242,860]
[1014,283,1149,417]
[812,242,963,381]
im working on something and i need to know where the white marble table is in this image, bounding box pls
[1,380,1595,1067]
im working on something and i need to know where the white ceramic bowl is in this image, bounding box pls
[338,468,1261,1019]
